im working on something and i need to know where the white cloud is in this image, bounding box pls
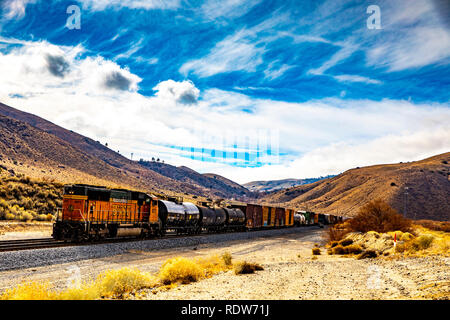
[200,0,261,21]
[1,37,449,185]
[179,12,291,78]
[366,26,450,71]
[308,42,358,76]
[153,79,200,105]
[180,30,265,77]
[333,74,381,85]
[78,0,181,11]
[1,0,37,19]
[263,60,293,80]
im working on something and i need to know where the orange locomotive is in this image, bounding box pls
[53,184,160,241]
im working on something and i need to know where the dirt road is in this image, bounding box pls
[0,227,448,299]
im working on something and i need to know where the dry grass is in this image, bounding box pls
[414,220,450,233]
[394,227,449,256]
[0,253,237,300]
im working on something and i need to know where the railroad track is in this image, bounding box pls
[0,232,221,252]
[0,227,308,252]
[0,238,67,252]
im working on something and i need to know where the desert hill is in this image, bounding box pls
[261,153,450,221]
[137,161,251,199]
[0,102,250,199]
[243,176,335,192]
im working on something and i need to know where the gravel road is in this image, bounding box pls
[1,227,448,299]
[0,226,318,272]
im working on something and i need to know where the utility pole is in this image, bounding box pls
[404,187,409,218]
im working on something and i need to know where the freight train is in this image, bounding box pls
[52,184,343,242]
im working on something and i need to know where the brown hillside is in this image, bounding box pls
[262,153,450,221]
[0,102,248,199]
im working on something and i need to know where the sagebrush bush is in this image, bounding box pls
[234,261,264,275]
[158,257,204,284]
[97,268,158,298]
[411,235,434,251]
[312,248,321,255]
[222,252,232,266]
[345,244,363,254]
[0,174,63,221]
[331,245,346,255]
[339,238,353,247]
[348,199,412,233]
[357,250,378,259]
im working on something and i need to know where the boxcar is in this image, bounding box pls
[245,204,263,229]
[275,207,285,226]
[285,209,294,227]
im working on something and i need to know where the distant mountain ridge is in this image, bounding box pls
[261,153,450,221]
[0,102,250,199]
[244,176,335,192]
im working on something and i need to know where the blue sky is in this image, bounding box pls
[0,0,449,183]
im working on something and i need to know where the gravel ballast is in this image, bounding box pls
[0,226,318,271]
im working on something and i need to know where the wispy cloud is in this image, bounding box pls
[180,29,266,77]
[263,60,293,80]
[200,0,261,21]
[333,74,382,85]
[78,0,181,11]
[1,0,37,19]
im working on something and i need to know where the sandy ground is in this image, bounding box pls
[0,221,52,240]
[0,227,448,299]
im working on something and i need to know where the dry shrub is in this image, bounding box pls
[159,257,204,284]
[411,235,434,251]
[345,244,363,254]
[332,245,346,255]
[96,268,158,298]
[1,254,236,300]
[234,261,264,275]
[348,199,412,233]
[339,238,353,247]
[312,248,321,255]
[325,224,348,242]
[357,250,378,259]
[330,241,339,248]
[196,255,230,278]
[330,244,362,255]
[400,232,414,242]
[0,282,56,300]
[222,251,232,266]
[414,220,450,233]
